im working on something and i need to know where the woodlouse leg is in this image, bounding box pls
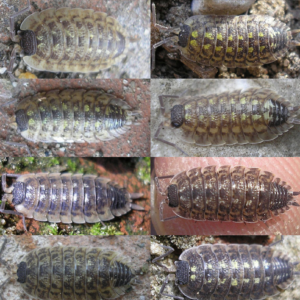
[6,46,19,82]
[159,275,184,300]
[159,199,179,222]
[0,277,10,300]
[131,203,145,210]
[154,121,189,156]
[0,203,27,232]
[269,235,284,247]
[2,173,21,193]
[159,95,179,115]
[152,245,174,269]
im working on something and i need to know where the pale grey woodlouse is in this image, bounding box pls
[152,237,300,300]
[0,172,144,231]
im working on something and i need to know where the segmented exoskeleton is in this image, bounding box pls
[152,238,300,300]
[155,165,300,223]
[11,89,140,143]
[0,172,144,231]
[151,3,300,77]
[7,0,126,80]
[17,246,136,300]
[153,88,300,156]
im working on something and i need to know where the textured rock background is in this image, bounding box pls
[0,0,150,79]
[0,157,150,235]
[0,78,150,157]
[0,235,150,300]
[152,157,300,235]
[151,235,300,300]
[151,79,300,157]
[152,0,300,79]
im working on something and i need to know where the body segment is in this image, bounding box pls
[18,246,135,300]
[158,165,300,223]
[15,89,139,143]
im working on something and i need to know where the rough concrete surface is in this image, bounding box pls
[151,79,300,157]
[0,79,150,157]
[0,235,150,300]
[0,0,150,79]
[0,158,150,235]
[152,0,300,79]
[152,157,300,235]
[151,235,300,300]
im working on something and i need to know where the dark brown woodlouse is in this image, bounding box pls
[7,0,127,81]
[17,246,136,300]
[152,237,300,300]
[155,165,300,223]
[153,88,300,156]
[151,3,300,78]
[5,88,141,144]
[0,172,144,231]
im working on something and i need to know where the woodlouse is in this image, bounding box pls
[152,237,300,300]
[153,88,300,156]
[151,3,300,78]
[6,88,141,144]
[155,165,300,223]
[7,0,126,80]
[0,172,144,231]
[17,246,136,300]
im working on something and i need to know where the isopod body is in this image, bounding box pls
[156,88,300,149]
[14,89,139,143]
[1,172,144,226]
[154,242,298,300]
[167,14,293,68]
[13,7,126,73]
[158,165,300,223]
[17,246,135,300]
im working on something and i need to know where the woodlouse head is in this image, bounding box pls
[16,261,27,283]
[167,184,179,208]
[18,30,37,56]
[15,109,29,132]
[175,261,189,285]
[178,25,190,48]
[170,105,184,128]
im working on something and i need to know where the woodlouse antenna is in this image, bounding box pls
[290,29,300,47]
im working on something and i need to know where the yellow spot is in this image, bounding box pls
[204,44,211,50]
[207,263,212,269]
[190,40,198,47]
[52,106,57,111]
[84,105,90,112]
[185,115,191,121]
[248,32,253,38]
[248,47,254,53]
[95,107,100,113]
[238,47,243,52]
[244,262,250,268]
[231,259,238,269]
[27,110,34,116]
[95,121,101,127]
[228,35,233,41]
[253,260,259,268]
[74,120,79,126]
[28,118,35,126]
[205,32,214,40]
[259,32,264,37]
[252,100,258,105]
[85,121,89,127]
[226,47,233,53]
[209,99,215,104]
[63,120,68,129]
[260,46,265,52]
[219,261,226,268]
[238,35,243,40]
[220,278,226,284]
[74,106,78,111]
[254,278,260,284]
[253,115,261,120]
[190,275,196,281]
[18,72,37,79]
[215,46,222,51]
[217,33,222,41]
[39,107,45,112]
[192,31,198,38]
[240,97,246,104]
[62,104,68,110]
[185,104,192,109]
[231,278,238,286]
[241,114,246,120]
[271,43,275,48]
[243,278,250,283]
[191,266,196,272]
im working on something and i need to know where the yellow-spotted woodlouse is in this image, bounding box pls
[155,165,300,223]
[151,3,300,78]
[16,246,137,300]
[152,237,300,300]
[153,88,300,156]
[0,172,144,231]
[7,0,127,81]
[5,89,141,144]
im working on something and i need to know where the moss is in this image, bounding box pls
[39,223,59,235]
[136,157,150,185]
[90,223,123,236]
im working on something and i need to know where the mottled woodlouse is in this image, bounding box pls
[7,0,126,80]
[152,237,300,300]
[17,246,136,300]
[5,89,141,144]
[0,172,144,231]
[153,88,300,156]
[155,165,300,223]
[151,3,300,78]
